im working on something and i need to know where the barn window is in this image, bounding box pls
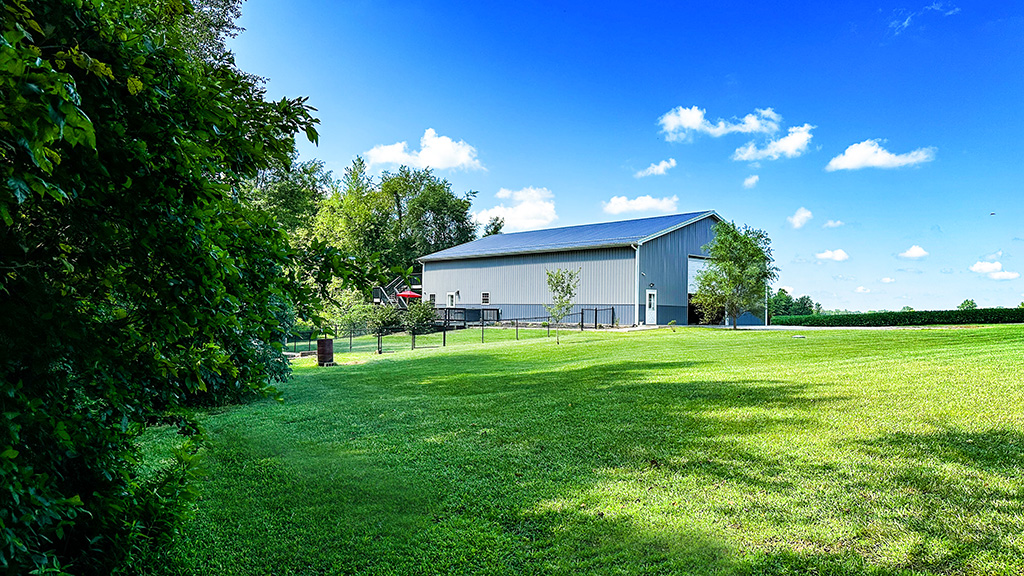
[446,292,456,307]
[428,293,436,304]
[481,292,490,305]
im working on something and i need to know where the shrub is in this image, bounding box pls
[773,308,1024,327]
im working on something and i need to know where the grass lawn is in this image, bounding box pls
[141,325,1024,575]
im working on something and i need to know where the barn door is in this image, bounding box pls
[645,289,658,325]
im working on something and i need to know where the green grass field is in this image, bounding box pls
[141,325,1024,575]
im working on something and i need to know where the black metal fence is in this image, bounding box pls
[286,306,622,359]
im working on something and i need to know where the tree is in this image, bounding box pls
[483,216,505,236]
[958,299,978,310]
[366,305,401,354]
[401,299,437,349]
[1018,302,1024,309]
[692,221,779,329]
[240,155,335,243]
[545,268,580,344]
[0,1,377,572]
[312,160,478,273]
[791,295,815,316]
[769,288,795,319]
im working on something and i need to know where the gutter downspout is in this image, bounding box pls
[632,243,640,326]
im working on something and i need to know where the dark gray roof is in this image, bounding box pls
[420,211,718,262]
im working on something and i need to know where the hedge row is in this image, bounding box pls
[772,308,1024,327]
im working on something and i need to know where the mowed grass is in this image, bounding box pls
[141,325,1024,576]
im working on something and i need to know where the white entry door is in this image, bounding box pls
[645,289,658,325]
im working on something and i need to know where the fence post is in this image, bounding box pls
[349,322,353,352]
[580,312,584,331]
[443,319,447,347]
[377,333,382,354]
[547,317,551,337]
[481,318,485,343]
[611,307,615,328]
[515,319,519,340]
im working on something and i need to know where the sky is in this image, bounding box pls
[228,1,1024,311]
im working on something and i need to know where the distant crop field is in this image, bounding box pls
[141,325,1024,576]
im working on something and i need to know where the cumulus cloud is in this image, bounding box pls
[822,220,844,228]
[603,194,679,215]
[787,207,813,229]
[984,250,1003,261]
[473,187,556,232]
[899,245,929,259]
[816,249,850,262]
[969,261,1020,280]
[732,124,815,162]
[856,286,871,293]
[634,158,677,178]
[365,128,484,171]
[881,277,896,283]
[743,175,759,188]
[779,285,795,295]
[659,106,780,141]
[826,139,935,171]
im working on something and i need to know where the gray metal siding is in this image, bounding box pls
[638,215,717,325]
[422,247,636,324]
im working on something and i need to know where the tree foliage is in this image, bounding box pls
[0,0,377,572]
[312,159,478,274]
[692,221,778,328]
[768,289,819,321]
[483,216,504,236]
[240,155,335,243]
[545,268,580,344]
[958,299,978,310]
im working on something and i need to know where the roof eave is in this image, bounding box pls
[419,240,637,262]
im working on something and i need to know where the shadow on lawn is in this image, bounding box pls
[849,428,1024,574]
[165,349,1023,575]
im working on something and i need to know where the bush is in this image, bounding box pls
[773,308,1024,327]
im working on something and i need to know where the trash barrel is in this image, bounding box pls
[316,338,335,366]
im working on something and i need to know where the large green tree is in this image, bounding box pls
[0,0,374,572]
[692,221,779,329]
[313,159,478,274]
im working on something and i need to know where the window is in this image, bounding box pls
[446,292,455,307]
[428,293,436,305]
[481,292,490,305]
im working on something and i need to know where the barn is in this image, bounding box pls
[419,210,749,326]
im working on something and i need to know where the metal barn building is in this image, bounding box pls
[419,210,724,326]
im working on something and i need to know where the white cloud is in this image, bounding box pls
[473,187,556,232]
[856,286,871,293]
[743,175,759,189]
[890,3,961,35]
[787,207,813,229]
[816,249,850,261]
[899,245,929,259]
[365,128,484,171]
[732,124,815,162]
[881,277,896,283]
[634,158,677,178]
[969,261,1020,280]
[969,261,1001,274]
[659,106,780,141]
[603,194,679,215]
[779,285,795,295]
[984,250,1003,261]
[826,139,935,171]
[823,219,844,228]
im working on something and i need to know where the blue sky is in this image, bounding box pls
[229,1,1023,311]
